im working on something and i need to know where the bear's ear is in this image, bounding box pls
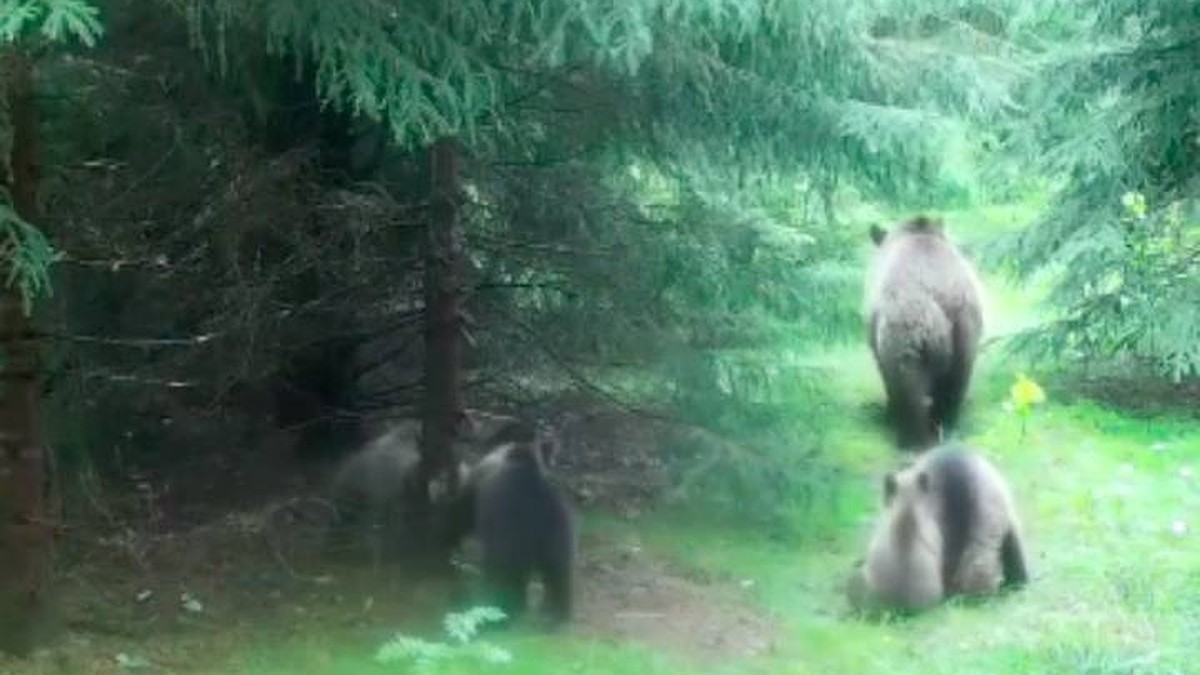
[908,215,945,234]
[454,409,480,439]
[534,422,561,467]
[868,224,887,246]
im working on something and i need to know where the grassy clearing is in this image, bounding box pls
[619,213,1200,675]
[631,357,1200,675]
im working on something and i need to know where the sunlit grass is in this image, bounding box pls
[616,252,1200,675]
[617,354,1200,674]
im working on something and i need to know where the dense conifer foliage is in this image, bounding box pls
[1002,1,1200,379]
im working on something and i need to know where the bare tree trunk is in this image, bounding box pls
[419,137,466,499]
[0,50,56,657]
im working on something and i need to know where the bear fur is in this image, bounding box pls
[445,426,576,626]
[326,420,437,562]
[865,216,985,451]
[847,443,1028,614]
[326,411,518,563]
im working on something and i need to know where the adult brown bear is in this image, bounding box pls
[865,216,985,451]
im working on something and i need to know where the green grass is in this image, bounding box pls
[217,632,695,675]
[610,375,1200,673]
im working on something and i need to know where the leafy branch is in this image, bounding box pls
[375,606,511,673]
[0,196,55,314]
[0,0,103,46]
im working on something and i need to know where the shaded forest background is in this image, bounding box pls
[0,0,1198,669]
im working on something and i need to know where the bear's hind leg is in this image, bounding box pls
[934,315,980,436]
[540,554,573,626]
[1000,529,1029,588]
[482,563,530,624]
[884,362,937,451]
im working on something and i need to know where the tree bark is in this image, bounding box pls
[0,50,56,657]
[419,137,466,498]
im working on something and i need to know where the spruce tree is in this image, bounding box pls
[0,0,101,656]
[1003,0,1200,380]
[166,0,1031,523]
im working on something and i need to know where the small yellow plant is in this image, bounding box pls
[1009,373,1046,438]
[1121,190,1148,219]
[1010,373,1046,409]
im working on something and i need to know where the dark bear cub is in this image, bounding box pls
[445,424,576,626]
[865,216,985,451]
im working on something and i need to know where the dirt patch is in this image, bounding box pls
[20,397,773,671]
[576,533,776,664]
[26,511,773,673]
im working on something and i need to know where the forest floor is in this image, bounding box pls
[4,206,1200,674]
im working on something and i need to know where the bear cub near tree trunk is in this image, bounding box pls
[444,422,576,627]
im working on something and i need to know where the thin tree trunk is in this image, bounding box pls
[0,50,56,657]
[419,137,466,499]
